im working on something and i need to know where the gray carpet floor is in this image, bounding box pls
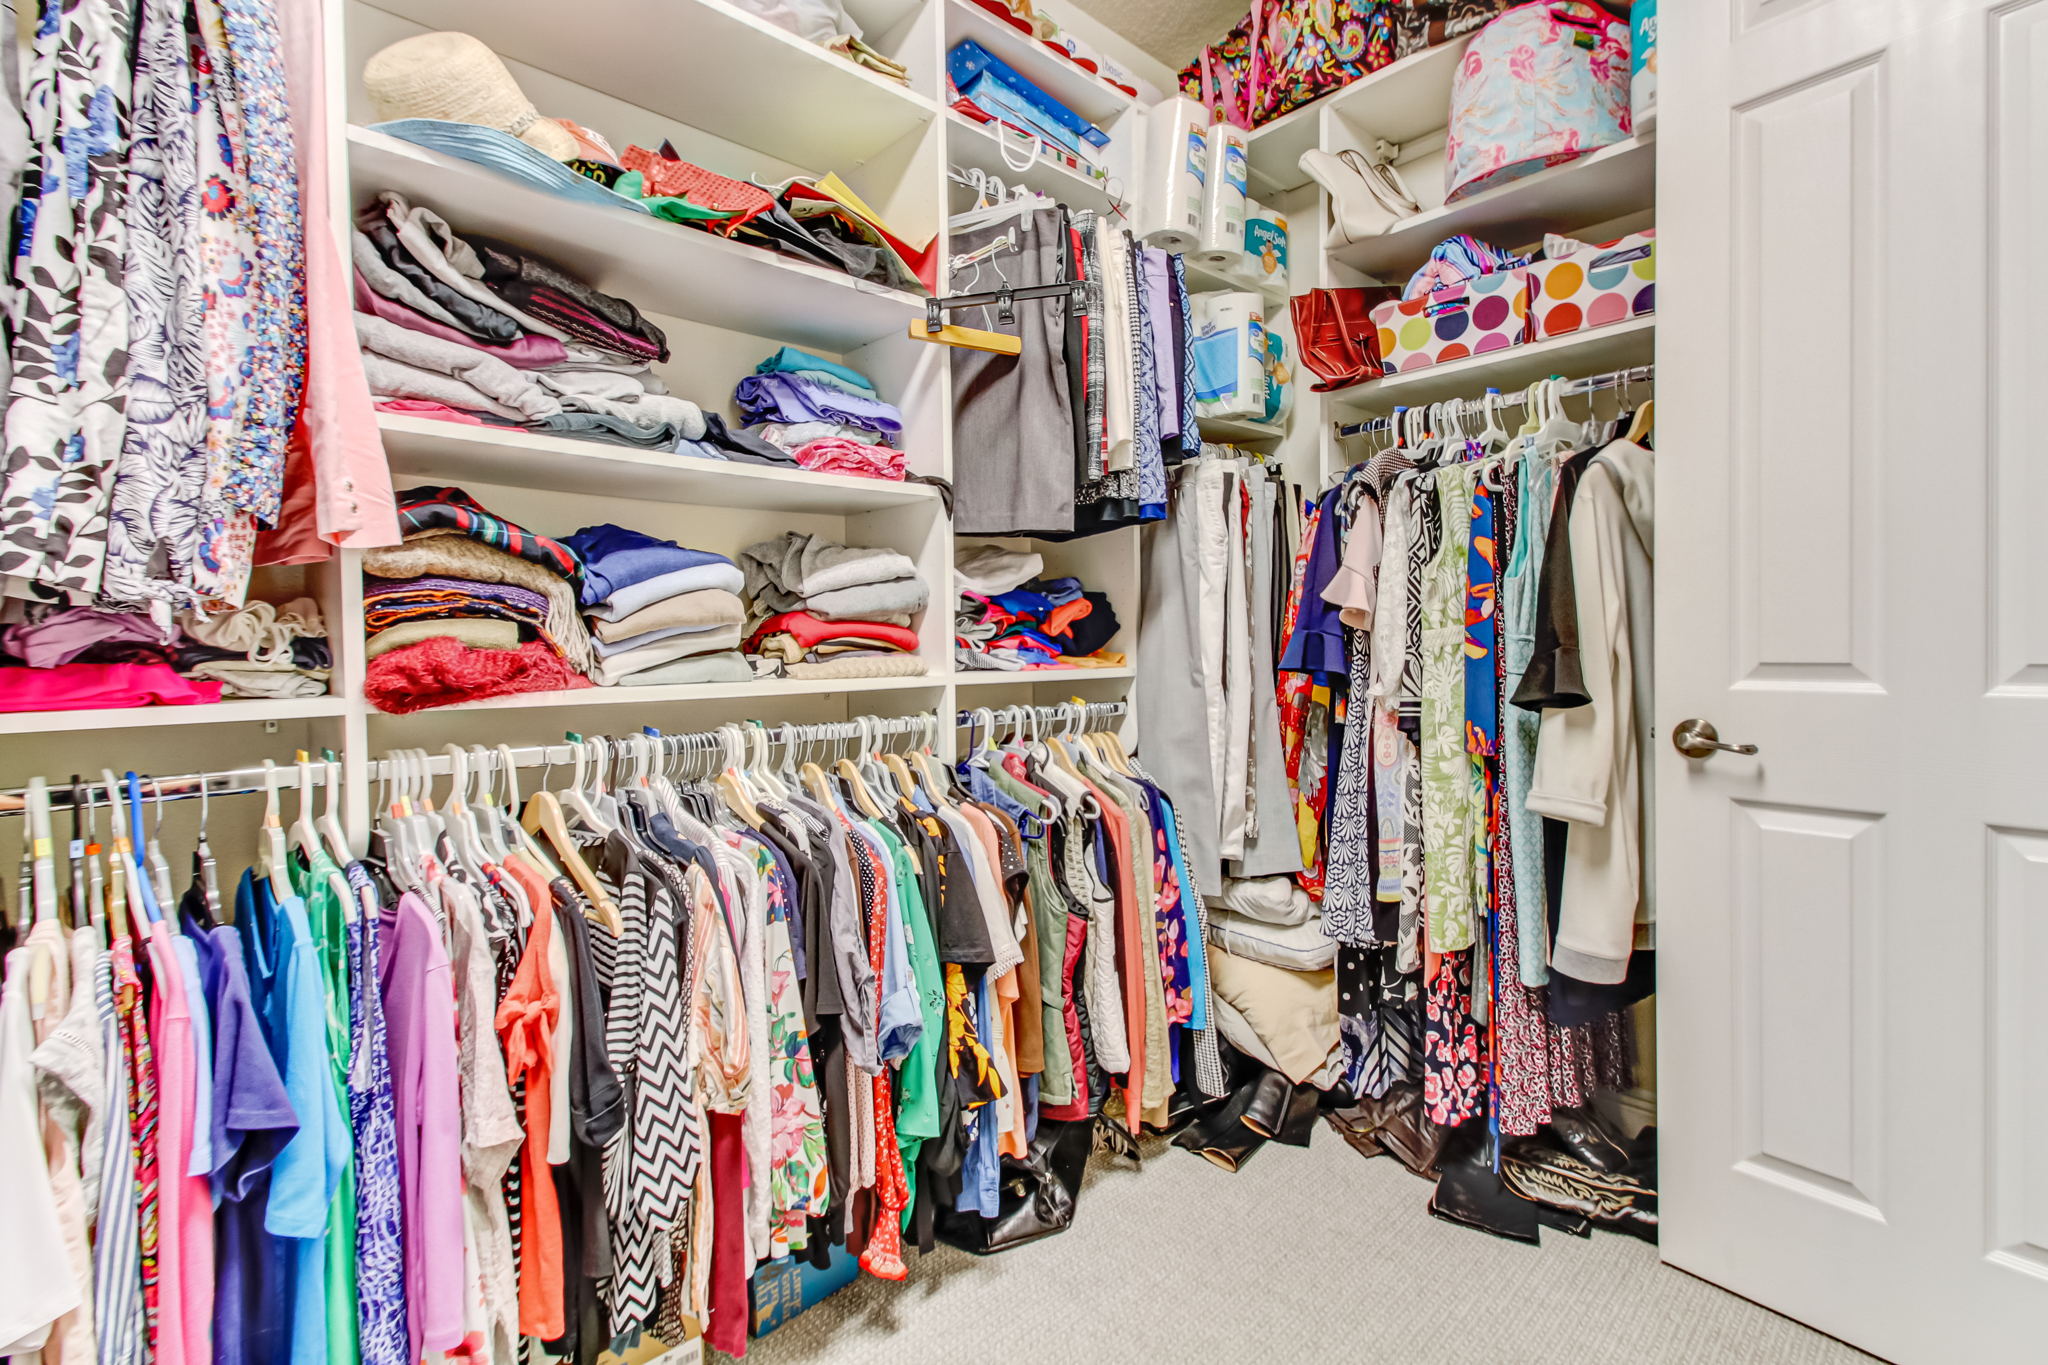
[734,1131,1877,1365]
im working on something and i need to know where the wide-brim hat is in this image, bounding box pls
[363,32,582,162]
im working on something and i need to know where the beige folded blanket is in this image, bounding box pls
[781,655,929,680]
[365,617,520,661]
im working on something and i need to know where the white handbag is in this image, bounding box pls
[1299,148,1420,247]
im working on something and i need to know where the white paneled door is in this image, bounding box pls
[1658,0,2048,1359]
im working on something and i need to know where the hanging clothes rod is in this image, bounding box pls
[364,713,941,783]
[1332,362,1656,439]
[0,753,340,817]
[955,700,1128,732]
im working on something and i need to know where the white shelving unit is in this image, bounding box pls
[0,0,1276,848]
[1327,134,1657,278]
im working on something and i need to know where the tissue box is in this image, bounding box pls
[1527,232,1656,340]
[1370,268,1531,375]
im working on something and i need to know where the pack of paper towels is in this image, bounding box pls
[1191,291,1268,420]
[1136,96,1208,253]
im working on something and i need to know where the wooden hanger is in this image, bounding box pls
[905,317,1021,355]
[1625,396,1654,446]
[521,783,622,935]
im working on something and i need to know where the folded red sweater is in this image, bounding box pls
[744,611,919,655]
[364,637,590,713]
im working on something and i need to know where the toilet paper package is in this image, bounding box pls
[1136,96,1208,252]
[1197,120,1250,268]
[1243,200,1289,296]
[1192,290,1268,420]
[1262,309,1294,427]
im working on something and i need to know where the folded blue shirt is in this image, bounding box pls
[755,346,877,396]
[564,523,737,606]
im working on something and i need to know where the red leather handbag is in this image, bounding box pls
[1291,286,1403,390]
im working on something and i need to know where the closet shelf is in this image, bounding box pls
[365,673,947,718]
[0,696,350,737]
[1197,414,1285,444]
[1328,135,1657,278]
[348,127,926,352]
[356,0,939,170]
[953,665,1134,686]
[376,415,940,515]
[1180,257,1285,305]
[1245,37,1473,198]
[943,0,1135,126]
[947,113,1122,215]
[1327,315,1655,417]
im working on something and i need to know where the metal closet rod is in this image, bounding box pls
[1332,362,1656,439]
[366,713,942,782]
[0,711,949,817]
[0,751,340,817]
[955,700,1128,731]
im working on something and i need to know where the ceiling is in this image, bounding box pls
[1073,0,1244,72]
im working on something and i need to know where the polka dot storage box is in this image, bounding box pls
[1526,230,1655,340]
[1369,267,1533,375]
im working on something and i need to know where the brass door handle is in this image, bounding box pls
[1671,718,1759,759]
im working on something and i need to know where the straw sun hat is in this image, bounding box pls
[363,31,582,162]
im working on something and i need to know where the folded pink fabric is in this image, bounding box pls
[354,269,569,369]
[792,437,906,482]
[375,399,490,426]
[0,663,224,712]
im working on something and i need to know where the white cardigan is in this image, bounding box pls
[1525,440,1655,985]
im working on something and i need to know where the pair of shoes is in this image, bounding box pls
[1172,1077,1268,1172]
[1239,1071,1320,1147]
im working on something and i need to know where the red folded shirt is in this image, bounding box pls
[744,611,919,655]
[364,638,591,714]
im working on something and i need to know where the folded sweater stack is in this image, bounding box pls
[362,487,594,712]
[737,347,907,481]
[739,531,929,679]
[566,525,752,687]
[952,544,1124,671]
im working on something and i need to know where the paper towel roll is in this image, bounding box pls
[1243,200,1289,296]
[1197,120,1250,269]
[1192,290,1268,420]
[1135,96,1208,253]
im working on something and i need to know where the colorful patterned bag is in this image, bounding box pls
[1389,0,1516,59]
[1444,2,1631,202]
[1177,1,1396,130]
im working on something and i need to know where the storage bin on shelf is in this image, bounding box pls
[1526,230,1656,341]
[1369,266,1532,375]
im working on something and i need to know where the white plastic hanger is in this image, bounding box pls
[291,752,323,867]
[260,760,293,904]
[318,755,353,867]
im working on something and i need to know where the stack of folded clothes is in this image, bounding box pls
[355,191,800,468]
[953,544,1125,671]
[737,347,907,481]
[0,597,335,711]
[565,525,752,688]
[362,487,595,712]
[739,532,929,679]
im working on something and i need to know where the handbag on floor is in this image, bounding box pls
[1177,0,1397,130]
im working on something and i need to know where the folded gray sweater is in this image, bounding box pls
[740,531,922,603]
